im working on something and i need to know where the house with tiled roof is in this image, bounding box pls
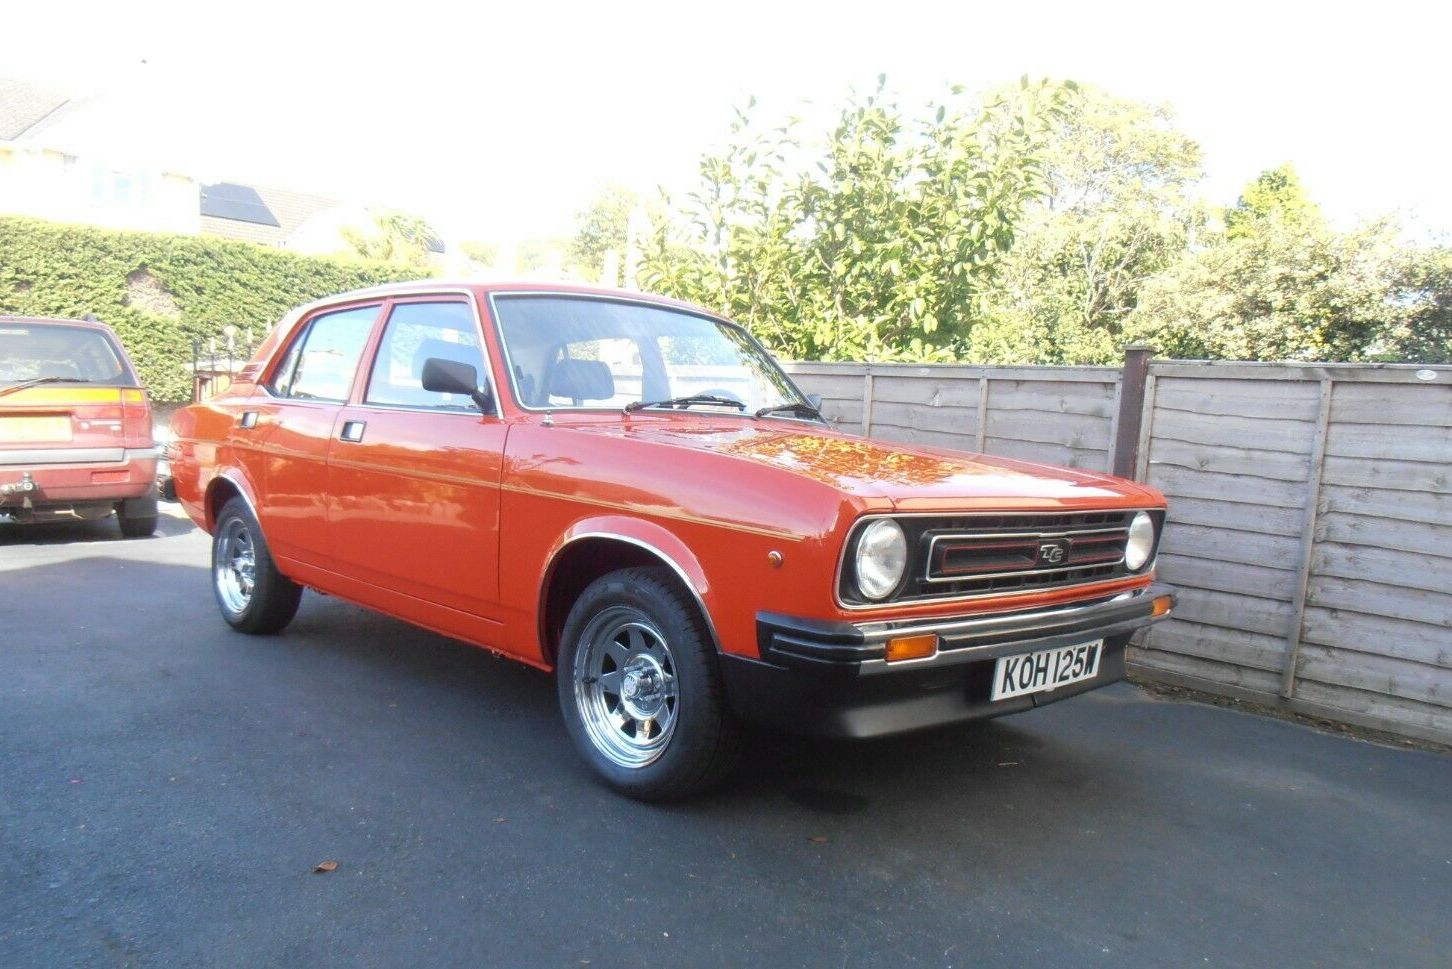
[0,77,70,142]
[199,182,337,246]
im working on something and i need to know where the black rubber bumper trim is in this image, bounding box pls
[721,635,1132,738]
[756,584,1173,673]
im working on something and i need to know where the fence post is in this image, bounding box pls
[862,370,875,436]
[1112,345,1154,479]
[1279,376,1334,700]
[975,376,990,452]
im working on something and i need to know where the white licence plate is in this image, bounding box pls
[0,416,72,443]
[991,640,1103,701]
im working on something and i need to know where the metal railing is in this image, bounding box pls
[191,327,260,402]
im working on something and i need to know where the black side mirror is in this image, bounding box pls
[421,358,493,413]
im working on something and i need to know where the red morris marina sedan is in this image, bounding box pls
[169,282,1174,799]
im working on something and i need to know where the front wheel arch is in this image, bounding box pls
[540,534,721,668]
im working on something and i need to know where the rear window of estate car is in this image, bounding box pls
[0,324,138,387]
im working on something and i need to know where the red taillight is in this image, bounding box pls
[121,389,153,448]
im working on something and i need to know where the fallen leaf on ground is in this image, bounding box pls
[808,836,830,844]
[313,861,338,873]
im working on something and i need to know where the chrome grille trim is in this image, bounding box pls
[924,525,1129,584]
[835,508,1164,610]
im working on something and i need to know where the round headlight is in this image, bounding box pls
[1125,511,1156,571]
[854,519,908,601]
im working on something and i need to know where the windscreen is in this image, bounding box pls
[492,295,804,413]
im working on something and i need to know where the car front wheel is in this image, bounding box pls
[557,566,742,800]
[212,496,301,634]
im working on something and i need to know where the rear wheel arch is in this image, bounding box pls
[203,474,255,533]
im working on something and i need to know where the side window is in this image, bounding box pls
[364,302,485,410]
[269,305,379,401]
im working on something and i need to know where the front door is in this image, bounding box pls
[326,299,506,621]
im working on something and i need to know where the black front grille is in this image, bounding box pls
[840,510,1158,606]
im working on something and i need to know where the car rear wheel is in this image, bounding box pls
[556,566,742,800]
[212,496,301,634]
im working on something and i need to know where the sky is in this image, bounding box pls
[5,1,1451,245]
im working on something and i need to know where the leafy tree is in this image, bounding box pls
[1224,163,1324,240]
[1126,200,1401,361]
[569,185,639,283]
[341,211,440,268]
[517,238,571,276]
[638,86,1440,367]
[638,78,1073,362]
[1386,247,1452,363]
[978,86,1205,364]
[460,241,499,266]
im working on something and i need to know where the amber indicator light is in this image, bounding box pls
[885,634,939,663]
[1152,595,1173,618]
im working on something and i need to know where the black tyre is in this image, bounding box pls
[556,566,743,800]
[117,510,158,538]
[211,496,301,634]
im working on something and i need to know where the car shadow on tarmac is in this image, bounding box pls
[0,510,195,546]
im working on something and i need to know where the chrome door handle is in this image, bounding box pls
[339,420,366,443]
[239,411,258,429]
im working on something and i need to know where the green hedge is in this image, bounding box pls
[0,216,431,401]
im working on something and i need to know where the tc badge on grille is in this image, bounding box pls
[1035,538,1072,567]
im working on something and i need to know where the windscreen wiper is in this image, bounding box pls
[754,400,823,420]
[624,395,747,413]
[0,376,91,398]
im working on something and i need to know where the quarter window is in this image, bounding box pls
[268,305,379,400]
[364,302,485,410]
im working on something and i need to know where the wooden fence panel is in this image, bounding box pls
[784,362,1118,469]
[1136,364,1452,745]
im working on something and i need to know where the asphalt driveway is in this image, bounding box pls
[2,511,1449,969]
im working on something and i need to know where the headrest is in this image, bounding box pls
[548,358,614,402]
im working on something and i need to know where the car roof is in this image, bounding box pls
[0,315,117,333]
[292,281,729,323]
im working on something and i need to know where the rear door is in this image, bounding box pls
[244,303,380,567]
[326,298,507,620]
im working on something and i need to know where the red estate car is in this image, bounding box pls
[170,283,1174,799]
[1,316,159,537]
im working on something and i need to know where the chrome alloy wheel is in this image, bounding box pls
[572,607,680,768]
[214,515,257,615]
